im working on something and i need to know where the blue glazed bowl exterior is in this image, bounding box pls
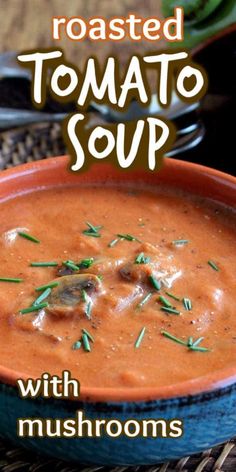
[0,381,236,465]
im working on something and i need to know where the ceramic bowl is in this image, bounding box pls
[0,156,235,465]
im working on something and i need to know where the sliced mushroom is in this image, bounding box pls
[46,274,102,318]
[119,261,152,283]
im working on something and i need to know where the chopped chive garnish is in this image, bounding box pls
[208,260,219,271]
[183,298,192,311]
[108,233,141,247]
[162,331,210,352]
[85,301,92,319]
[165,291,180,302]
[136,292,152,309]
[81,289,87,303]
[135,252,150,264]
[159,295,172,308]
[72,340,81,350]
[73,329,94,351]
[117,233,141,242]
[172,239,189,246]
[82,333,91,352]
[189,346,210,352]
[20,302,48,314]
[63,260,80,271]
[161,330,186,346]
[83,222,102,237]
[82,328,94,343]
[108,238,120,248]
[187,337,193,347]
[35,281,59,292]
[86,222,102,233]
[134,327,146,348]
[0,277,23,283]
[77,258,94,269]
[161,306,180,315]
[18,231,40,243]
[83,231,101,238]
[30,262,58,267]
[81,290,92,319]
[191,336,204,348]
[33,288,51,306]
[149,275,161,291]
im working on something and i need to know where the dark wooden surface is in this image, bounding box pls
[0,0,164,66]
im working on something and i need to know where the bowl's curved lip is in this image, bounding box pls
[0,156,236,403]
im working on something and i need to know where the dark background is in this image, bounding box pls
[186,27,236,177]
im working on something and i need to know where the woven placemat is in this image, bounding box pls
[0,122,66,169]
[0,122,235,472]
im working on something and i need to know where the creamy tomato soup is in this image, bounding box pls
[0,185,235,389]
